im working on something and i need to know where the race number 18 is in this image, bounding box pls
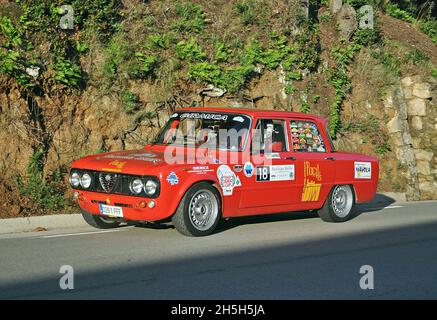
[256,166,270,182]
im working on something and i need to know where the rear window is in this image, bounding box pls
[290,120,326,153]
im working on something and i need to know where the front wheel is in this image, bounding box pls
[172,182,221,236]
[81,209,122,229]
[318,185,354,222]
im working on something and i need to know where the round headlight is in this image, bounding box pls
[80,173,92,189]
[69,172,80,188]
[130,178,144,194]
[145,180,158,195]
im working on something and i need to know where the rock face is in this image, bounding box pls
[384,76,436,200]
[336,4,358,40]
[330,0,343,14]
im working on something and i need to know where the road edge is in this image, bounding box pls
[0,213,85,235]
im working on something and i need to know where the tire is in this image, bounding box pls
[318,185,354,223]
[81,209,122,229]
[172,182,221,237]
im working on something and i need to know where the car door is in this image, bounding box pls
[289,119,335,207]
[239,118,299,209]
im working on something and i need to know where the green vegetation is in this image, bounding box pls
[171,1,206,33]
[17,149,65,212]
[299,92,310,113]
[419,19,437,44]
[386,3,415,23]
[384,1,437,44]
[329,44,361,139]
[175,38,207,61]
[342,115,392,155]
[121,89,141,114]
[53,58,82,87]
[234,0,256,25]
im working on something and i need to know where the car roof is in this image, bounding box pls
[177,107,327,123]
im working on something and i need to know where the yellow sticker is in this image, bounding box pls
[109,160,126,169]
[301,161,322,202]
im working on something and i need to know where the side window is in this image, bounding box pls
[252,119,288,154]
[290,120,326,153]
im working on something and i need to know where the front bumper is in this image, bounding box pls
[74,190,170,222]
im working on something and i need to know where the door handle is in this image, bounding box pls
[283,156,296,161]
[324,157,336,160]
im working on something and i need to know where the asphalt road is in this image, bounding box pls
[1,197,437,299]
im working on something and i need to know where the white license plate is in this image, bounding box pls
[99,204,124,218]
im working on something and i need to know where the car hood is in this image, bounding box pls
[71,149,166,175]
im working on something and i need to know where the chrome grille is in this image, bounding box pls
[99,172,118,193]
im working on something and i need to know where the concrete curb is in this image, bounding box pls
[0,214,86,235]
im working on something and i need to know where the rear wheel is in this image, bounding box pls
[172,182,221,236]
[318,185,354,222]
[81,209,121,229]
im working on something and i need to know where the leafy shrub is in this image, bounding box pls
[329,44,360,138]
[128,53,157,79]
[371,49,401,76]
[53,58,82,87]
[284,84,295,95]
[120,89,141,114]
[17,149,65,212]
[0,16,23,48]
[320,11,331,23]
[171,1,205,33]
[419,19,437,44]
[214,42,232,63]
[299,93,310,113]
[386,3,415,23]
[175,38,206,61]
[102,32,132,79]
[17,0,122,38]
[0,50,34,87]
[312,94,320,103]
[146,34,170,50]
[405,48,430,65]
[234,0,256,25]
[353,27,381,46]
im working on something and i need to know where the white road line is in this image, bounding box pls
[40,228,129,239]
[364,205,404,211]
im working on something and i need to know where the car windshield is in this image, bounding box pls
[153,112,251,151]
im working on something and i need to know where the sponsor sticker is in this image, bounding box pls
[256,165,295,182]
[217,165,241,196]
[243,162,254,178]
[101,160,127,172]
[180,113,228,121]
[355,162,372,179]
[166,172,179,185]
[232,116,245,123]
[301,161,322,202]
[265,152,280,159]
[233,164,243,172]
[187,166,213,175]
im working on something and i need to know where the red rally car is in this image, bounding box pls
[69,108,379,236]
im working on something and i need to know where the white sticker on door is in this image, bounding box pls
[354,162,372,179]
[217,165,241,195]
[256,165,295,182]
